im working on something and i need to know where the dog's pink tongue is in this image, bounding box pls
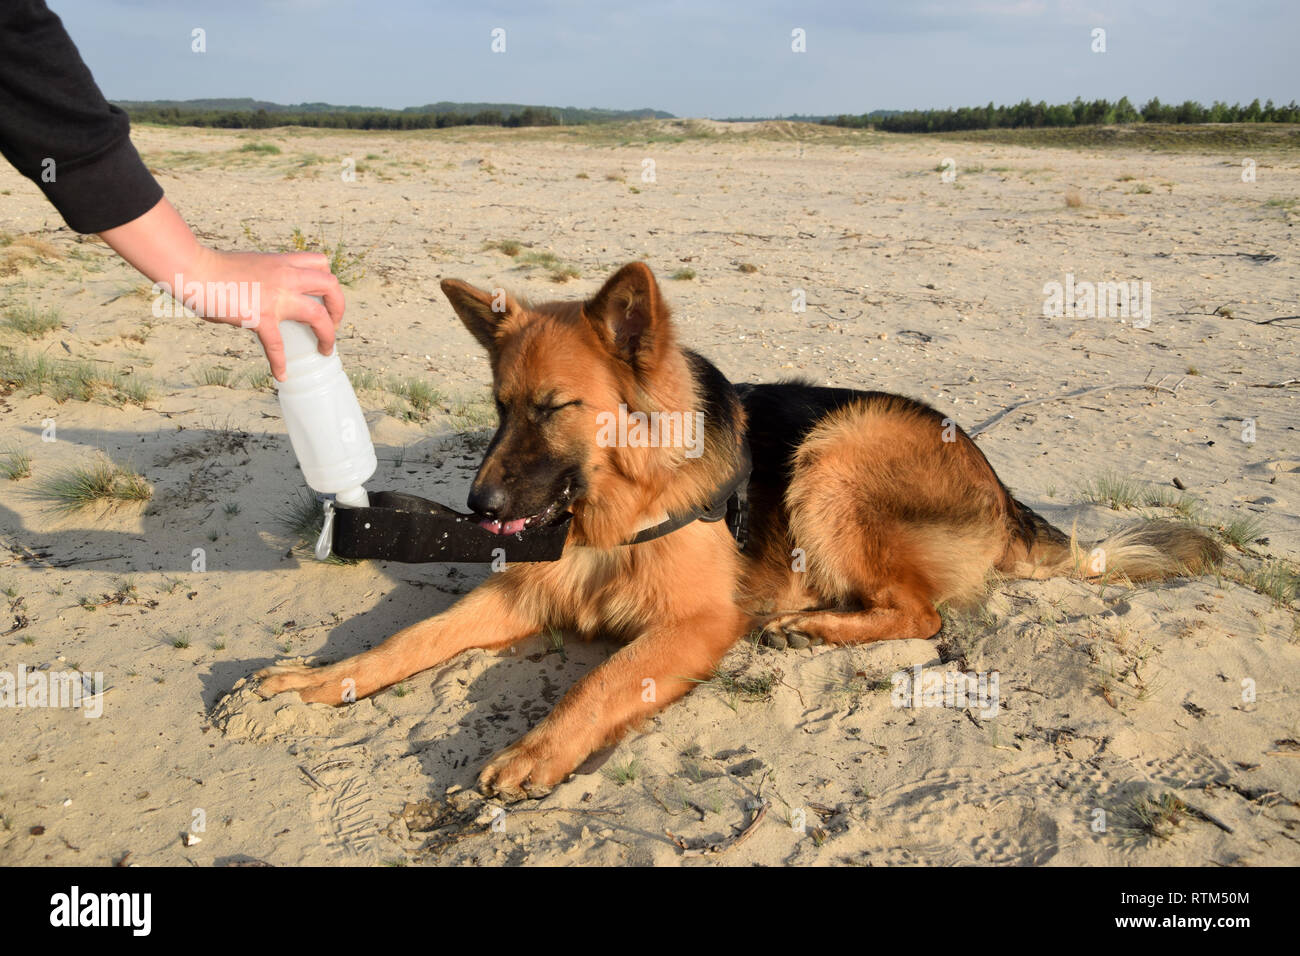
[479,517,528,535]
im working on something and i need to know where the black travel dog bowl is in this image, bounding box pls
[330,490,571,564]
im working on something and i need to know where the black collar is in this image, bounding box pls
[621,442,752,550]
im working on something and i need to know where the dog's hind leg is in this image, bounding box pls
[255,575,538,705]
[764,397,1008,649]
[759,573,942,648]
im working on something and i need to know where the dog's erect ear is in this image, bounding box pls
[440,279,519,353]
[582,261,670,371]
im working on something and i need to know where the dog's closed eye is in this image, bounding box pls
[533,398,582,417]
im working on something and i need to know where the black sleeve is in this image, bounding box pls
[0,0,163,233]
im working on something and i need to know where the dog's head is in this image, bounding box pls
[441,261,692,547]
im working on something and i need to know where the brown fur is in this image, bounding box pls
[255,262,1221,800]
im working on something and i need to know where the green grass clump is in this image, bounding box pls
[518,249,558,268]
[1249,561,1298,606]
[30,455,151,512]
[278,487,325,541]
[1225,559,1298,607]
[1217,514,1265,549]
[0,445,32,480]
[705,667,776,705]
[482,240,579,282]
[605,760,640,786]
[326,241,367,286]
[1078,471,1144,510]
[245,370,273,391]
[483,239,524,257]
[348,369,382,392]
[284,228,369,285]
[670,268,696,280]
[1142,487,1200,519]
[2,303,62,337]
[275,487,357,565]
[512,249,581,283]
[387,377,441,420]
[447,393,496,430]
[117,374,153,405]
[240,142,281,154]
[195,365,238,388]
[0,347,151,405]
[1124,792,1191,843]
[0,235,62,277]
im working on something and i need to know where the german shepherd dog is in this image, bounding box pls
[256,262,1221,801]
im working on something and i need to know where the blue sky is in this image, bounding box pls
[54,0,1298,116]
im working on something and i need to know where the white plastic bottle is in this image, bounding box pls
[275,312,376,510]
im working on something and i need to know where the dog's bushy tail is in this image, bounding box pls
[1006,500,1222,582]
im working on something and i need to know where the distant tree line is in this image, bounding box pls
[123,105,563,130]
[826,97,1300,132]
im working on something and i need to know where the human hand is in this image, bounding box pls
[99,198,347,381]
[181,247,345,380]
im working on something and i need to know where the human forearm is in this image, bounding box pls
[98,196,206,284]
[100,198,347,380]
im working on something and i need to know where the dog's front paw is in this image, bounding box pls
[477,732,582,803]
[758,615,821,650]
[254,663,353,706]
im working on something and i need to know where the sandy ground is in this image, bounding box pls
[0,121,1297,866]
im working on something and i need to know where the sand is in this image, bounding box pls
[0,121,1296,866]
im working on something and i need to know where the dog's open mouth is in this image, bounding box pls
[476,478,576,536]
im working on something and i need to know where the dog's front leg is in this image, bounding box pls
[255,575,538,705]
[478,605,744,801]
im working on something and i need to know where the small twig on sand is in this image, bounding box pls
[298,765,330,791]
[815,307,863,321]
[311,759,355,774]
[47,554,128,569]
[1178,303,1233,317]
[501,806,624,818]
[665,801,768,856]
[1182,801,1235,834]
[776,673,806,707]
[1178,302,1299,328]
[1185,251,1277,263]
[969,383,1180,437]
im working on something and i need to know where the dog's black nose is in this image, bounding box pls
[468,483,508,517]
